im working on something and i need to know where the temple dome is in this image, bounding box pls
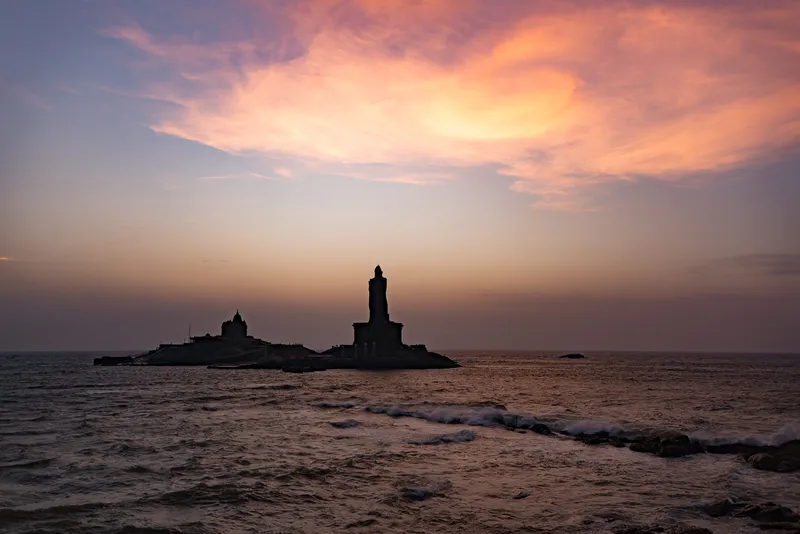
[222,310,248,339]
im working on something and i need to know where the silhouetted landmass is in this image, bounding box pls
[95,267,458,371]
[558,353,586,359]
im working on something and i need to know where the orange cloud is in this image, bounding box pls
[108,0,800,209]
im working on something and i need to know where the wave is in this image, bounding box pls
[144,482,279,506]
[771,421,800,446]
[247,383,300,390]
[0,502,107,523]
[125,464,153,473]
[274,466,333,480]
[107,442,158,456]
[0,457,55,470]
[325,400,799,449]
[690,421,800,448]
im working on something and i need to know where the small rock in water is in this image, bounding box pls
[393,477,452,501]
[531,423,552,435]
[512,491,529,500]
[744,440,800,473]
[628,431,703,458]
[330,419,361,429]
[558,353,586,359]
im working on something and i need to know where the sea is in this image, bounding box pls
[1,351,799,534]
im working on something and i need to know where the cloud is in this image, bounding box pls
[0,257,17,262]
[106,0,800,209]
[706,254,800,277]
[197,172,274,181]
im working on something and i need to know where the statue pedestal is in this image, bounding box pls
[353,320,404,358]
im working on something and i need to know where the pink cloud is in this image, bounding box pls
[107,0,800,209]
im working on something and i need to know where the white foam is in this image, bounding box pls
[366,404,508,427]
[689,420,800,448]
[770,420,800,446]
[325,401,800,449]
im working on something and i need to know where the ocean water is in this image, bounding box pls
[1,351,799,534]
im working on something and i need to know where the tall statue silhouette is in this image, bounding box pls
[369,265,389,323]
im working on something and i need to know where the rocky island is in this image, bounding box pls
[94,266,459,371]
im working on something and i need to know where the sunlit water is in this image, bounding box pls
[1,351,799,533]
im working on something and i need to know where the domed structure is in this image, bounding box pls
[221,310,248,339]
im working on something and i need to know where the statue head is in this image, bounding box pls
[374,265,383,277]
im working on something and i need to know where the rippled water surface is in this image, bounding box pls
[1,351,799,533]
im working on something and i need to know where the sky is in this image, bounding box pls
[1,0,798,352]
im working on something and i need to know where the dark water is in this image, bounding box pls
[1,351,799,533]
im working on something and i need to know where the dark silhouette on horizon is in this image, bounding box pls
[95,265,459,370]
[352,265,405,359]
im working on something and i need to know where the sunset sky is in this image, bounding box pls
[1,0,798,352]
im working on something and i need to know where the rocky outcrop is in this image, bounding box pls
[559,425,800,472]
[744,440,800,473]
[310,345,459,370]
[629,431,704,458]
[93,356,134,366]
[706,498,800,531]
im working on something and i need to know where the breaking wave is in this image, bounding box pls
[324,401,799,448]
[0,502,108,523]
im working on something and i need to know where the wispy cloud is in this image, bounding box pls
[105,0,800,209]
[197,172,274,181]
[0,257,18,262]
[700,254,800,277]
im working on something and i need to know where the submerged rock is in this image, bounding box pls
[393,477,452,501]
[706,498,800,530]
[329,420,361,429]
[629,431,703,458]
[575,431,628,448]
[531,423,552,435]
[744,440,800,473]
[409,430,476,445]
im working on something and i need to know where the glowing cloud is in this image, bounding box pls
[106,0,800,209]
